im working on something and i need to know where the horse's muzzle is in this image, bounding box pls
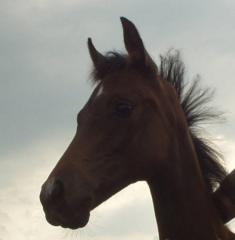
[40,176,92,229]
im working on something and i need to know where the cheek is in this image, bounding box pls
[90,155,131,183]
[130,123,170,168]
[86,157,135,207]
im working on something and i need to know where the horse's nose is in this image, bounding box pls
[40,177,64,206]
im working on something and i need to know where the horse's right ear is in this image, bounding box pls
[87,38,105,69]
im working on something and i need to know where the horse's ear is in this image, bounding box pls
[87,38,106,69]
[120,17,145,63]
[120,17,158,74]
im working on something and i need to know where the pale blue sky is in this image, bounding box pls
[1,0,235,239]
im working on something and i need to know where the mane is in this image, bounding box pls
[160,51,226,191]
[91,50,227,192]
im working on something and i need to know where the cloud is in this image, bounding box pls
[0,138,72,240]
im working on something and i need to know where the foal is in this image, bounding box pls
[40,17,235,239]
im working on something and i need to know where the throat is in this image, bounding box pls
[147,130,225,240]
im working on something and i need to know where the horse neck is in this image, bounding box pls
[147,127,229,240]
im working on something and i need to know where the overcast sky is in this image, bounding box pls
[1,0,235,239]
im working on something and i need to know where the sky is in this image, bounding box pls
[0,0,235,239]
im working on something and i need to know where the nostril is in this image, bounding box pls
[40,177,64,205]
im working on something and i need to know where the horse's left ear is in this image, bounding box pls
[120,17,158,74]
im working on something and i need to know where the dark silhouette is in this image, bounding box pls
[40,17,235,240]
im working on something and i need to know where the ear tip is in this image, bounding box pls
[87,37,92,45]
[87,38,94,51]
[120,17,138,33]
[120,16,130,25]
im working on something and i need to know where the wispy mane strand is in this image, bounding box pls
[160,50,226,191]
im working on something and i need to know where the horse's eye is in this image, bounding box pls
[113,102,133,118]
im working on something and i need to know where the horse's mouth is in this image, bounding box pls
[60,212,90,229]
[44,207,91,229]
